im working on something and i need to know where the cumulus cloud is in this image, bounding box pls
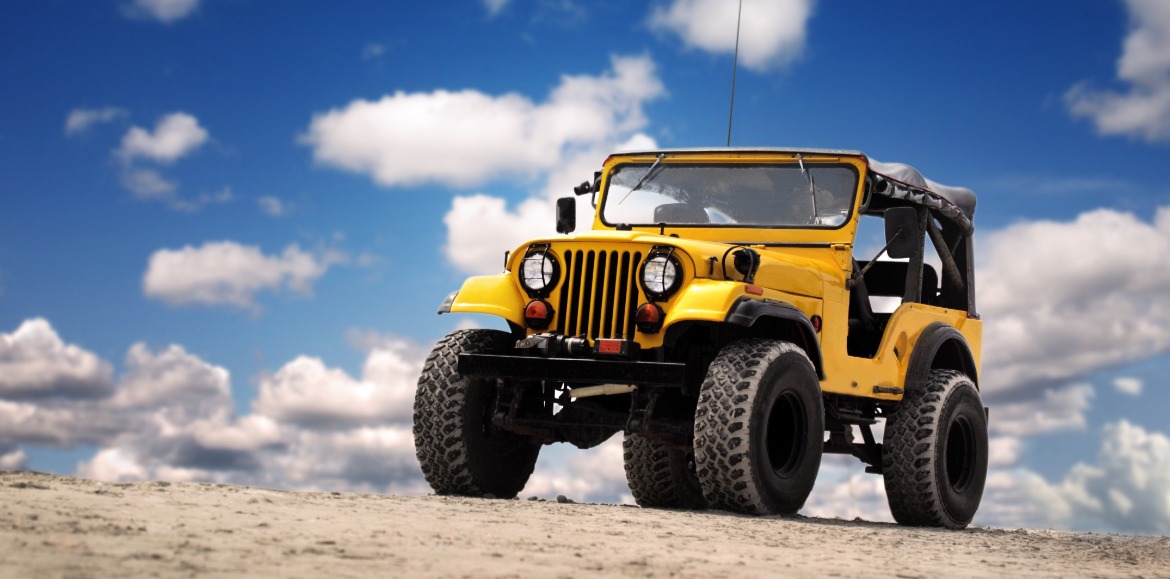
[301,55,663,189]
[1113,376,1143,396]
[142,241,342,310]
[112,112,216,208]
[648,0,814,71]
[1015,421,1170,533]
[1066,0,1170,141]
[253,338,423,430]
[122,0,200,23]
[117,112,209,164]
[65,107,128,136]
[979,206,1170,397]
[0,319,114,400]
[1,318,425,492]
[521,437,633,503]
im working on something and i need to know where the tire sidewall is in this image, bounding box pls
[749,349,824,512]
[934,380,988,526]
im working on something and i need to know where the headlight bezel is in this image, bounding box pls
[640,250,683,301]
[519,247,559,297]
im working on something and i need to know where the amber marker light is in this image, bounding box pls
[635,303,664,333]
[524,299,554,330]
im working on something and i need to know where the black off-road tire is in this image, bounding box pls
[413,329,540,498]
[623,434,708,510]
[693,339,824,515]
[882,369,988,529]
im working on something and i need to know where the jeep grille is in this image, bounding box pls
[556,250,642,341]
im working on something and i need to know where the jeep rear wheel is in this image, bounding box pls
[413,329,540,498]
[882,369,987,529]
[693,339,824,515]
[623,434,707,510]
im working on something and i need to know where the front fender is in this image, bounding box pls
[444,274,526,327]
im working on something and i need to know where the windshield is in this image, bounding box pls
[602,163,858,228]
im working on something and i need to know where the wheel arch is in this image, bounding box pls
[722,297,824,379]
[906,322,979,390]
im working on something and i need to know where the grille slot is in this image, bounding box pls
[557,250,641,341]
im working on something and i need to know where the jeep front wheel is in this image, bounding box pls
[413,329,540,498]
[882,369,988,529]
[693,339,824,515]
[623,434,707,510]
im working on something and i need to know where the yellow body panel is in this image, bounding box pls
[449,274,526,327]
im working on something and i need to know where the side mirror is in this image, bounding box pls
[556,197,576,234]
[884,207,920,259]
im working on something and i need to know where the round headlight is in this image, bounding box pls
[641,255,681,300]
[521,251,558,294]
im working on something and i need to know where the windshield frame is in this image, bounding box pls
[598,161,861,231]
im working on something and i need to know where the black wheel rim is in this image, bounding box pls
[765,391,806,478]
[945,415,976,493]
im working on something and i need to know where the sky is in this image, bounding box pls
[2,0,1170,535]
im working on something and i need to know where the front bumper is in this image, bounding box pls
[458,353,686,387]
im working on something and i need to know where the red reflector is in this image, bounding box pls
[811,315,822,333]
[745,284,763,295]
[596,339,623,354]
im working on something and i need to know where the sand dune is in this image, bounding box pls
[2,470,1168,577]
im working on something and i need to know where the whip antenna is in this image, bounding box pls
[726,0,743,147]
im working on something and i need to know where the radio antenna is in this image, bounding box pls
[725,0,743,147]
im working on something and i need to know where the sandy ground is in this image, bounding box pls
[2,471,1169,578]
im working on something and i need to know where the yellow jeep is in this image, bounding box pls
[414,148,987,529]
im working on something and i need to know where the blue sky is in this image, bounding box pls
[3,0,1170,534]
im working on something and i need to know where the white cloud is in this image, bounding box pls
[989,436,1024,468]
[1113,376,1144,396]
[301,55,663,189]
[117,112,209,165]
[0,445,26,470]
[1017,421,1170,533]
[142,241,341,310]
[121,168,178,198]
[253,339,423,429]
[804,456,892,522]
[0,319,113,400]
[113,343,233,425]
[990,384,1095,438]
[648,0,814,71]
[65,107,127,136]
[0,318,425,492]
[979,206,1170,397]
[1066,0,1170,141]
[483,0,512,17]
[122,0,200,23]
[521,437,633,503]
[257,195,289,217]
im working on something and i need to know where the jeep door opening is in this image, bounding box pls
[414,148,987,529]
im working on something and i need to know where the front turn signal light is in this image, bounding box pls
[635,303,664,334]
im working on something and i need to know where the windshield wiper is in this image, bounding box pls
[618,153,667,204]
[797,153,819,224]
